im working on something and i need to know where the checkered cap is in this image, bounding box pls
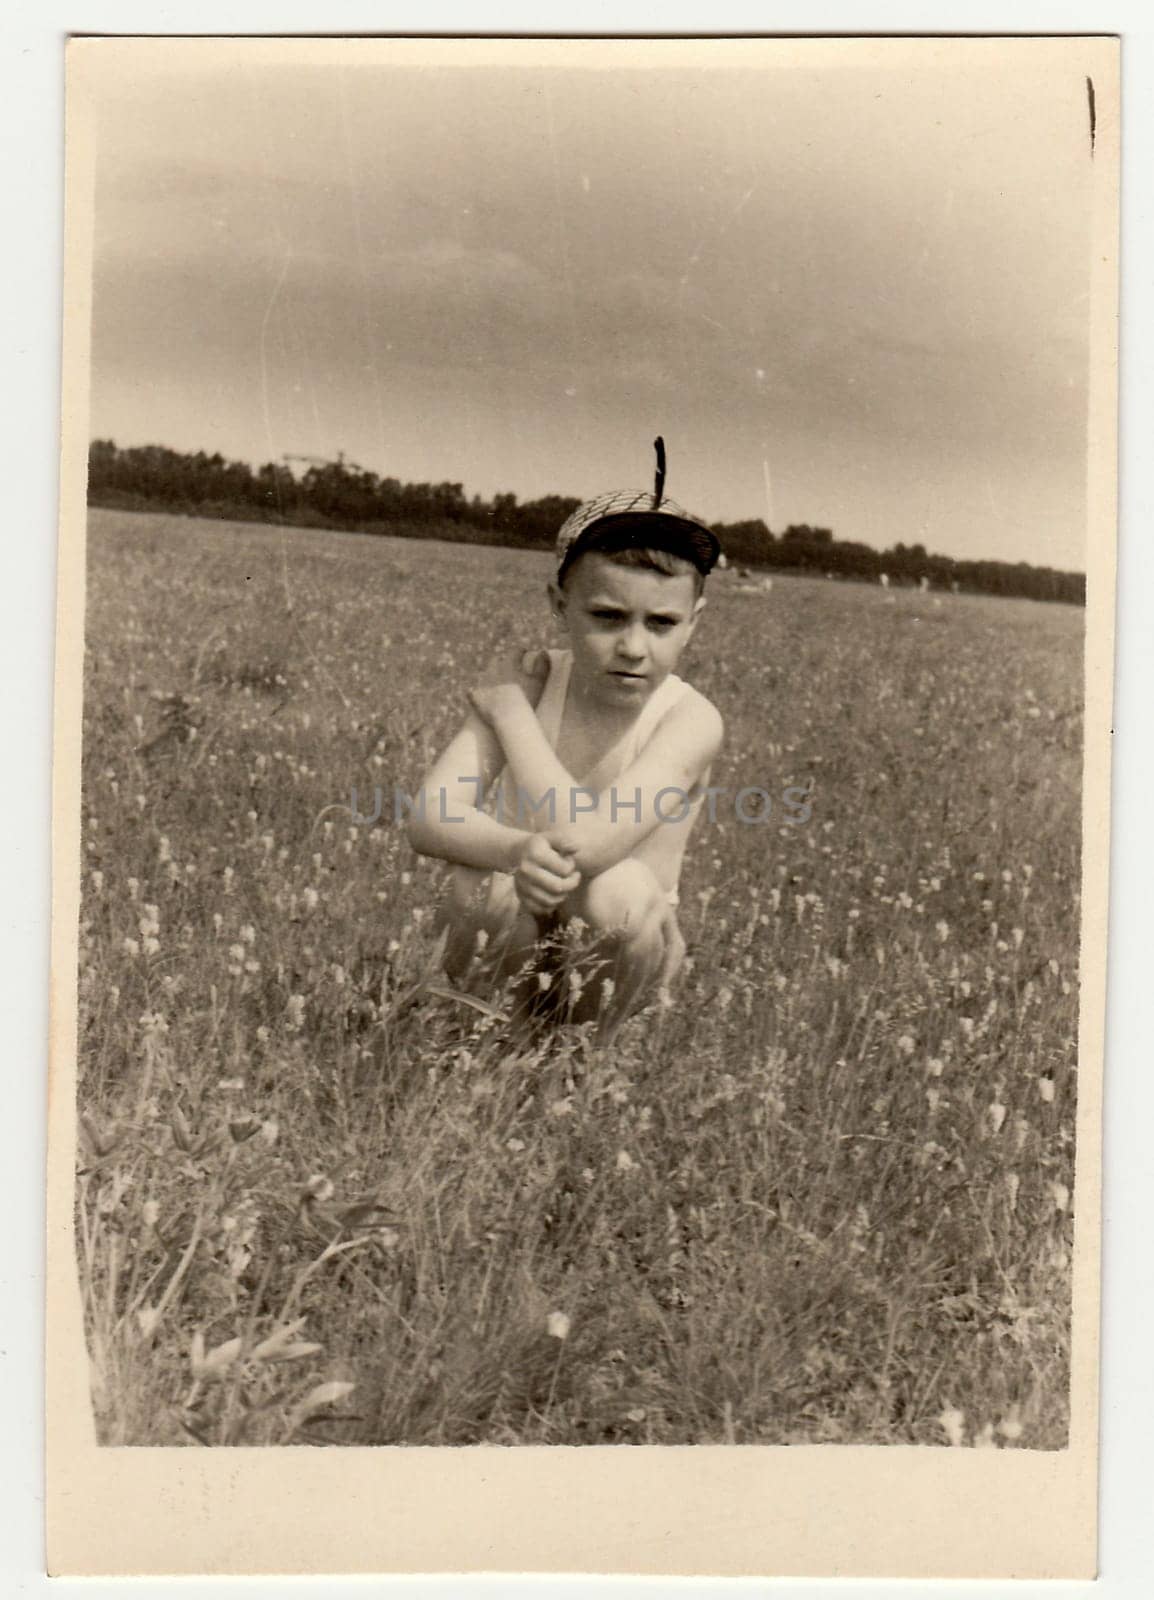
[555,488,721,580]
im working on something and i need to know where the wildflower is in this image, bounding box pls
[1050,1182,1070,1213]
[506,1138,526,1152]
[136,1305,161,1338]
[90,870,104,894]
[331,964,347,987]
[988,1101,1007,1135]
[301,886,319,911]
[223,866,234,893]
[973,1421,996,1448]
[997,1405,1023,1442]
[935,919,950,942]
[1006,1172,1020,1211]
[158,835,172,864]
[1038,1076,1055,1104]
[616,1150,637,1173]
[217,1077,245,1092]
[239,923,256,944]
[260,1120,279,1146]
[926,1057,945,1077]
[546,1311,571,1341]
[141,1198,160,1229]
[536,972,552,992]
[285,994,306,1031]
[896,1034,916,1056]
[938,1407,966,1447]
[122,937,140,958]
[306,1173,334,1203]
[255,1026,270,1044]
[127,877,140,900]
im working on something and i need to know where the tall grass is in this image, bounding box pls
[74,508,1081,1446]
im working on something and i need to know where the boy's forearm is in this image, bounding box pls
[492,700,638,876]
[490,697,575,806]
[407,806,530,875]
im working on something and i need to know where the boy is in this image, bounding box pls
[407,449,724,1036]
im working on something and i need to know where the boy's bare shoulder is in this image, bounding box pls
[665,677,724,750]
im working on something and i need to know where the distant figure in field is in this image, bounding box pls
[408,443,724,1040]
[879,571,890,589]
[919,575,930,594]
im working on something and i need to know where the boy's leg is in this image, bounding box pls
[437,866,540,984]
[561,859,685,1035]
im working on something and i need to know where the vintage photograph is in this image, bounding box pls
[59,31,1110,1489]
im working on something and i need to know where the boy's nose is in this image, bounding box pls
[617,628,647,661]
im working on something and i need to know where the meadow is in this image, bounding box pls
[73,506,1083,1447]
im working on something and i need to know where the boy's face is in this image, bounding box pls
[550,553,704,708]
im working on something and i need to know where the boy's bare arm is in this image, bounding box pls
[406,647,554,873]
[472,684,723,878]
[405,708,534,874]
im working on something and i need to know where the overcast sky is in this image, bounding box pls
[88,42,1095,568]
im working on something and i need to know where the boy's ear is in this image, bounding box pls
[547,579,565,618]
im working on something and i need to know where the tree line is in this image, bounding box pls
[87,439,1085,604]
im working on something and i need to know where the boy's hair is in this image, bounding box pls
[565,530,707,597]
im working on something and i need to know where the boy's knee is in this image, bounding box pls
[572,860,667,944]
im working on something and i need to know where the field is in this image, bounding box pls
[73,506,1084,1448]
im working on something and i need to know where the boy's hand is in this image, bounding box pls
[512,833,580,915]
[469,647,550,727]
[468,681,528,728]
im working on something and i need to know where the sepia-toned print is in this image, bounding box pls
[48,34,1117,1579]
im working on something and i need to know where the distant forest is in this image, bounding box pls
[88,439,1085,605]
